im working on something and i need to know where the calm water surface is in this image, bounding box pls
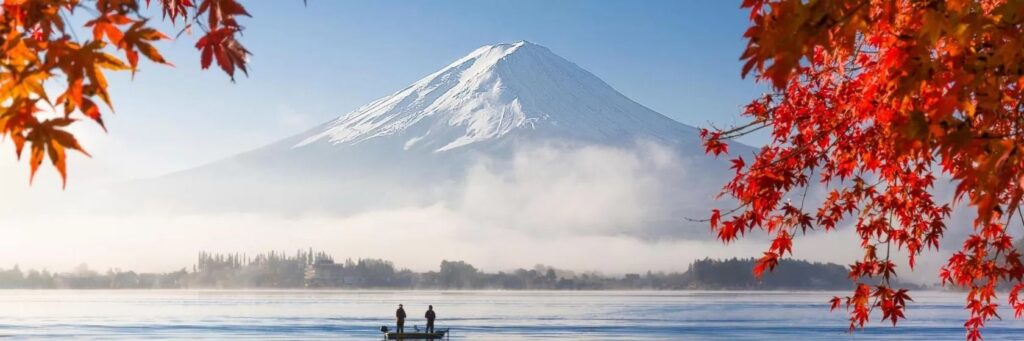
[0,290,1021,340]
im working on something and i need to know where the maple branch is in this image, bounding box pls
[798,169,813,212]
[747,119,849,173]
[1017,206,1024,237]
[712,115,775,139]
[720,121,771,140]
[684,203,748,223]
[884,209,893,286]
[59,10,80,42]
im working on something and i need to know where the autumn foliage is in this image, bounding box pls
[702,0,1024,339]
[0,0,251,186]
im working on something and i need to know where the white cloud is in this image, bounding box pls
[0,140,952,283]
[459,140,694,237]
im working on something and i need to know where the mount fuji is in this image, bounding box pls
[295,41,700,153]
[126,41,749,239]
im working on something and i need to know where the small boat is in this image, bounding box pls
[379,324,449,340]
[381,328,448,340]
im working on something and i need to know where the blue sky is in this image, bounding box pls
[4,0,764,187]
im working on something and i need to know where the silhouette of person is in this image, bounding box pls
[396,304,407,334]
[425,305,437,333]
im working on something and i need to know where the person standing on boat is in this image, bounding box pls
[425,305,436,333]
[396,304,407,334]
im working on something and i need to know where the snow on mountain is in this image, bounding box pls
[119,41,746,240]
[292,41,700,154]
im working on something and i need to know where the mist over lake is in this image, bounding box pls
[0,290,1020,340]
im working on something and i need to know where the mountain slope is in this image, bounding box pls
[293,41,700,154]
[122,41,748,239]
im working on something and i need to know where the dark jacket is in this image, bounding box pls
[396,308,406,321]
[425,310,436,321]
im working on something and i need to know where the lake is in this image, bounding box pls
[0,290,1020,339]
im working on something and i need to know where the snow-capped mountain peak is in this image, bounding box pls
[127,41,739,240]
[295,40,694,152]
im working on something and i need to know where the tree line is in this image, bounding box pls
[0,250,922,290]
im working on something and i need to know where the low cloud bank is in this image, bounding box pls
[0,140,952,283]
[0,207,871,276]
[459,140,708,238]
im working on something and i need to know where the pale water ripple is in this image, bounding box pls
[0,290,1020,340]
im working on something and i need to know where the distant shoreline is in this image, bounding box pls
[0,252,928,291]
